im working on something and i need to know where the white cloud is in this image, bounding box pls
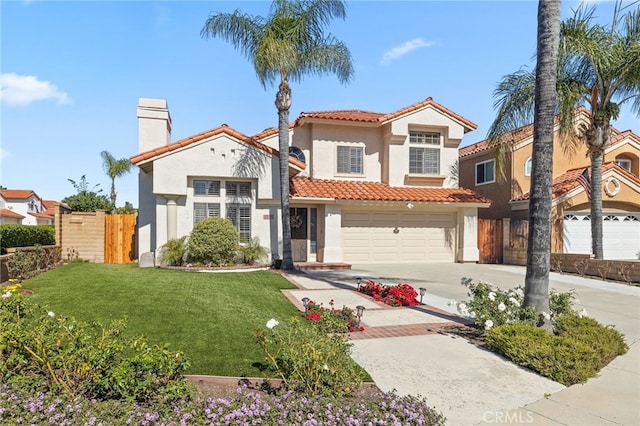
[0,73,71,106]
[0,148,10,160]
[381,38,435,65]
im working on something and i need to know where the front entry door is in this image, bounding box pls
[290,208,308,262]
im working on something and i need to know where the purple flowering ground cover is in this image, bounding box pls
[0,383,446,425]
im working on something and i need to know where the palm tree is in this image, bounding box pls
[524,0,561,326]
[488,1,640,260]
[201,0,353,270]
[100,150,133,207]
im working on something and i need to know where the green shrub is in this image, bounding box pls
[237,237,269,265]
[6,245,62,281]
[158,236,188,266]
[0,224,55,254]
[485,316,628,386]
[0,293,193,403]
[187,217,238,266]
[256,317,366,396]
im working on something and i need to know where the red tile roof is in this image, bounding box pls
[512,162,640,202]
[0,189,39,200]
[28,211,54,219]
[0,208,25,219]
[290,177,491,204]
[297,97,477,131]
[130,124,305,169]
[459,107,637,159]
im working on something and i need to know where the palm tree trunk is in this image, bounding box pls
[524,0,560,329]
[588,119,609,260]
[589,149,604,259]
[110,179,117,207]
[275,77,294,270]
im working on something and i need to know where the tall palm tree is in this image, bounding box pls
[524,0,561,326]
[100,150,133,207]
[488,1,640,260]
[201,0,353,270]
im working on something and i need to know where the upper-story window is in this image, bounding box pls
[194,180,221,196]
[525,157,532,177]
[337,146,363,174]
[615,157,632,172]
[226,181,252,197]
[475,159,496,185]
[409,131,440,175]
[289,146,306,164]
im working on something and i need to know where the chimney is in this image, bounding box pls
[137,98,172,153]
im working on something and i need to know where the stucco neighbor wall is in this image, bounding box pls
[60,210,106,263]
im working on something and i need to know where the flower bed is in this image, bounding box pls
[358,280,419,306]
[304,299,364,332]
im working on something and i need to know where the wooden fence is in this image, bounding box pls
[478,219,503,264]
[104,214,137,264]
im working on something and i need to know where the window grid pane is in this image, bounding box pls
[409,147,439,174]
[337,146,363,174]
[194,180,220,196]
[226,182,252,197]
[410,131,440,145]
[226,204,251,242]
[193,203,220,224]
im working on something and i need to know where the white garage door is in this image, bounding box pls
[342,210,456,263]
[564,213,640,260]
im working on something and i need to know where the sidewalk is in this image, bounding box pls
[283,264,640,425]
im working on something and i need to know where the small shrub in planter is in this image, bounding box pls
[157,236,187,266]
[236,237,269,265]
[187,217,238,266]
[485,315,628,386]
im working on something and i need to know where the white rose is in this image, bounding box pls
[266,318,279,329]
[488,292,496,301]
[1,292,11,299]
[47,311,55,318]
[498,302,506,312]
[484,319,494,330]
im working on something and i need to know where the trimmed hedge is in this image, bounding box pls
[485,315,628,386]
[0,224,55,254]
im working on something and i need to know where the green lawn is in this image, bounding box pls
[24,263,302,376]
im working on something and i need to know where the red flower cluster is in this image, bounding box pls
[359,280,419,307]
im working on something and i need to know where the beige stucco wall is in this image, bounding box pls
[60,210,106,263]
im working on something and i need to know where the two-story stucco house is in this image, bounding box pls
[459,108,640,260]
[132,97,491,266]
[0,190,55,225]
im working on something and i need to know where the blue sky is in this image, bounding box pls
[2,0,638,207]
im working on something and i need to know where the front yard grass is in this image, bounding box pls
[24,263,303,376]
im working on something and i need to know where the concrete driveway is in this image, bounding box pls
[304,263,640,425]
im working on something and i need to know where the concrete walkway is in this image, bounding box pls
[283,263,639,425]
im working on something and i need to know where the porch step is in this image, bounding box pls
[295,262,352,270]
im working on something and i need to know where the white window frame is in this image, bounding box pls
[525,157,532,177]
[615,158,631,172]
[226,203,251,243]
[475,159,496,185]
[408,131,441,175]
[194,179,221,196]
[336,145,364,175]
[193,202,221,224]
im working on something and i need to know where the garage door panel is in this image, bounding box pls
[342,210,455,263]
[564,213,640,259]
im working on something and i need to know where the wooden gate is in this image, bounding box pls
[104,214,137,264]
[478,218,503,264]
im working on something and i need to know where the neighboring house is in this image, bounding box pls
[459,108,640,260]
[0,190,55,225]
[132,97,490,265]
